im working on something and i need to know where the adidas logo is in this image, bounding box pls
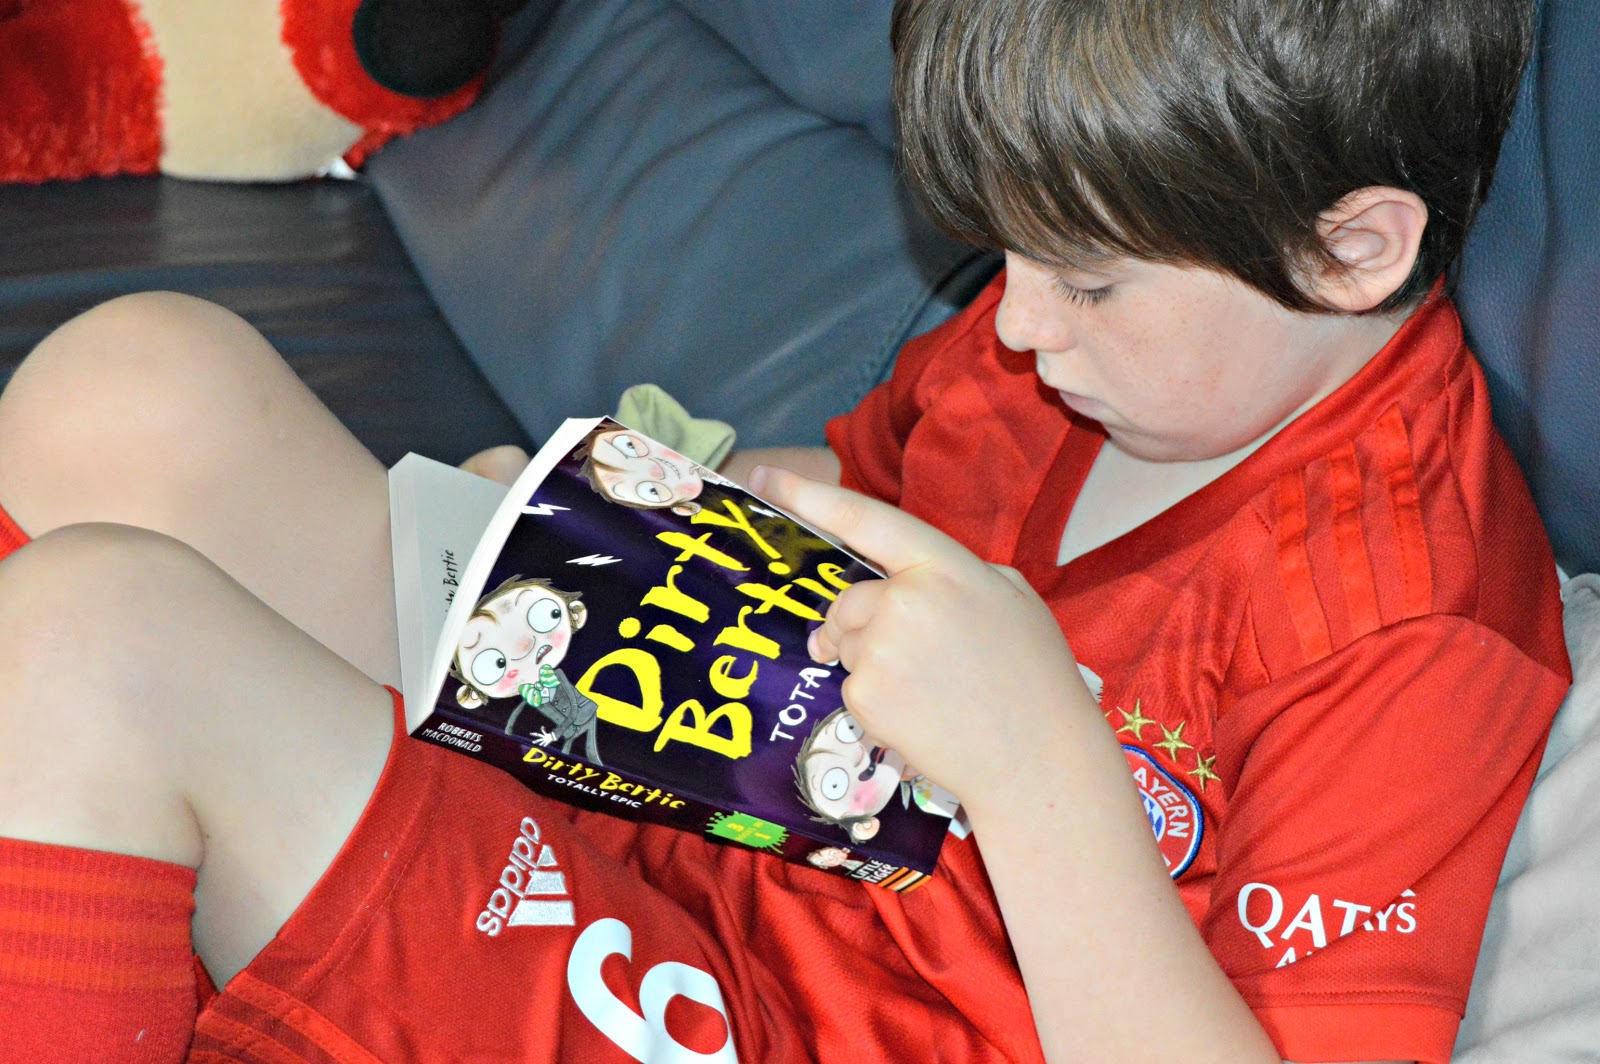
[475,816,575,936]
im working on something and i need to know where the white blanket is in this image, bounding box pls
[1455,573,1600,1060]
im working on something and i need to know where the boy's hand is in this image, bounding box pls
[751,465,1092,808]
[459,445,531,486]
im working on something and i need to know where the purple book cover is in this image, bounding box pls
[411,419,958,888]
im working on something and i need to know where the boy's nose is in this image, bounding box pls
[995,253,1075,354]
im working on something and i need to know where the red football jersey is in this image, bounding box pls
[824,274,1570,1062]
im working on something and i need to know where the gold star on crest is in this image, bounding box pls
[1187,755,1220,792]
[1154,721,1193,759]
[1115,700,1154,740]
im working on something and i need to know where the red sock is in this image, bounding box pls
[0,499,25,560]
[0,837,199,1062]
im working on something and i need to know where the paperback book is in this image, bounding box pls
[390,418,959,890]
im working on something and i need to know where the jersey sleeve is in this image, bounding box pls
[0,838,199,1063]
[1202,615,1569,1063]
[826,275,1006,504]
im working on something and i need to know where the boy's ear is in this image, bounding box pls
[1312,186,1429,312]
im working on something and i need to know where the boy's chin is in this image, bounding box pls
[1105,431,1204,463]
[1107,426,1266,465]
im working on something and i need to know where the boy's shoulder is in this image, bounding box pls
[1235,292,1564,675]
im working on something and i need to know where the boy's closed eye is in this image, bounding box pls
[1050,273,1112,306]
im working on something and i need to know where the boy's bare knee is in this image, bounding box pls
[0,523,213,697]
[8,291,269,409]
[2,291,277,436]
[0,522,209,864]
[0,293,294,524]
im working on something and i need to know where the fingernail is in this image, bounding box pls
[749,465,770,493]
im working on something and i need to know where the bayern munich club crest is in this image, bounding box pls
[1123,746,1203,877]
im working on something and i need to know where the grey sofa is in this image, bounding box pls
[366,0,999,453]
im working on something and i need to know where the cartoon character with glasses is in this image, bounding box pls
[451,576,603,764]
[793,707,958,844]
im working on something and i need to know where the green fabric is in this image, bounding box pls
[615,383,738,468]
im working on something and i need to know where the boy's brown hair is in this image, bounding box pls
[891,0,1532,312]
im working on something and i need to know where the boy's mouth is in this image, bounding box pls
[536,644,552,664]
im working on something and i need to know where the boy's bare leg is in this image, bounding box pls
[0,292,398,685]
[0,523,392,986]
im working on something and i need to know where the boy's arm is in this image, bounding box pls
[969,740,1403,1064]
[754,466,1404,1064]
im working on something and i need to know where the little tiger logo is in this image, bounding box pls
[1124,746,1203,877]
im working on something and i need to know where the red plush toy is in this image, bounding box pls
[0,0,519,183]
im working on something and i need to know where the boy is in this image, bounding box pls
[0,1,1565,1063]
[711,0,1568,1059]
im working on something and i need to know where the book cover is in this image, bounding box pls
[394,418,958,889]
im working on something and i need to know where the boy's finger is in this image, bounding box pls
[809,579,885,665]
[751,465,968,576]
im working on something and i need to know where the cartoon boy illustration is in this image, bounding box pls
[793,707,958,844]
[805,846,866,874]
[575,425,724,516]
[451,576,603,765]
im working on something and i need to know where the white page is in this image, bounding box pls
[388,453,510,730]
